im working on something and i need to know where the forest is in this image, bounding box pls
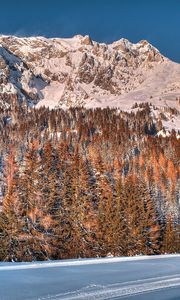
[0,99,179,261]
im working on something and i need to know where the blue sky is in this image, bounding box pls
[1,0,180,62]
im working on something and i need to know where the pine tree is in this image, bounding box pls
[110,178,128,256]
[15,141,48,261]
[121,176,161,255]
[161,216,178,254]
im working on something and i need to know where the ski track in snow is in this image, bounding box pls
[0,255,180,300]
[0,254,180,272]
[38,275,180,299]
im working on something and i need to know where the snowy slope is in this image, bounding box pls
[0,255,180,300]
[0,34,180,129]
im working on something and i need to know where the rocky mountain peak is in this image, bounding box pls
[0,34,179,130]
[73,34,93,46]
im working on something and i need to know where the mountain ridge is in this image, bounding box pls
[0,34,180,130]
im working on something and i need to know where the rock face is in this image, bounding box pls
[0,34,180,122]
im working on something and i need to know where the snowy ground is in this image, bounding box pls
[0,255,180,300]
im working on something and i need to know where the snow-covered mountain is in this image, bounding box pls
[0,34,180,130]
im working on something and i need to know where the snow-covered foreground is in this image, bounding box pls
[0,255,180,300]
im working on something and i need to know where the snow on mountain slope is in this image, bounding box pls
[0,34,180,129]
